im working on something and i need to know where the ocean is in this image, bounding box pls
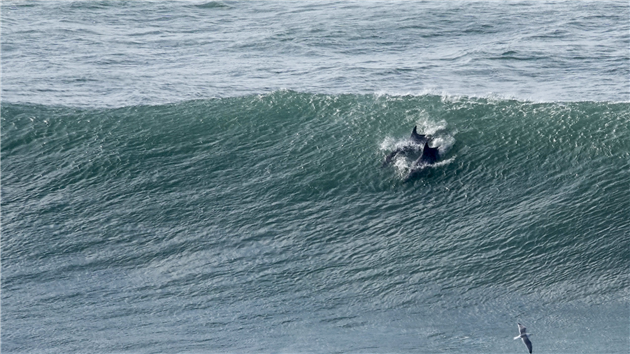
[2,1,629,353]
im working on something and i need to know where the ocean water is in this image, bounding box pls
[2,1,629,353]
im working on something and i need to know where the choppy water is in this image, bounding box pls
[2,0,629,106]
[2,1,629,353]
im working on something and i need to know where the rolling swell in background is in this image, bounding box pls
[2,91,629,352]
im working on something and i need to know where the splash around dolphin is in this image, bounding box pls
[382,126,443,182]
[381,126,432,167]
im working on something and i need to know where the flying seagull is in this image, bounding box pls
[514,323,532,353]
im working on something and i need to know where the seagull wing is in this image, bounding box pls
[518,323,527,335]
[522,335,532,353]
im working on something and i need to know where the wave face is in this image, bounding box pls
[3,92,629,353]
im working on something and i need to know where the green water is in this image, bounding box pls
[2,92,629,352]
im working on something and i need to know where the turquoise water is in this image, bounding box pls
[2,1,629,353]
[3,93,629,353]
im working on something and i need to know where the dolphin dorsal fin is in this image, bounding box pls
[411,126,427,144]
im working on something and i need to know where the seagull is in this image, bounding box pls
[514,323,533,353]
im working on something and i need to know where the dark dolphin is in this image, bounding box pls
[382,145,418,166]
[403,141,440,182]
[382,126,431,167]
[416,141,439,165]
[410,126,430,145]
